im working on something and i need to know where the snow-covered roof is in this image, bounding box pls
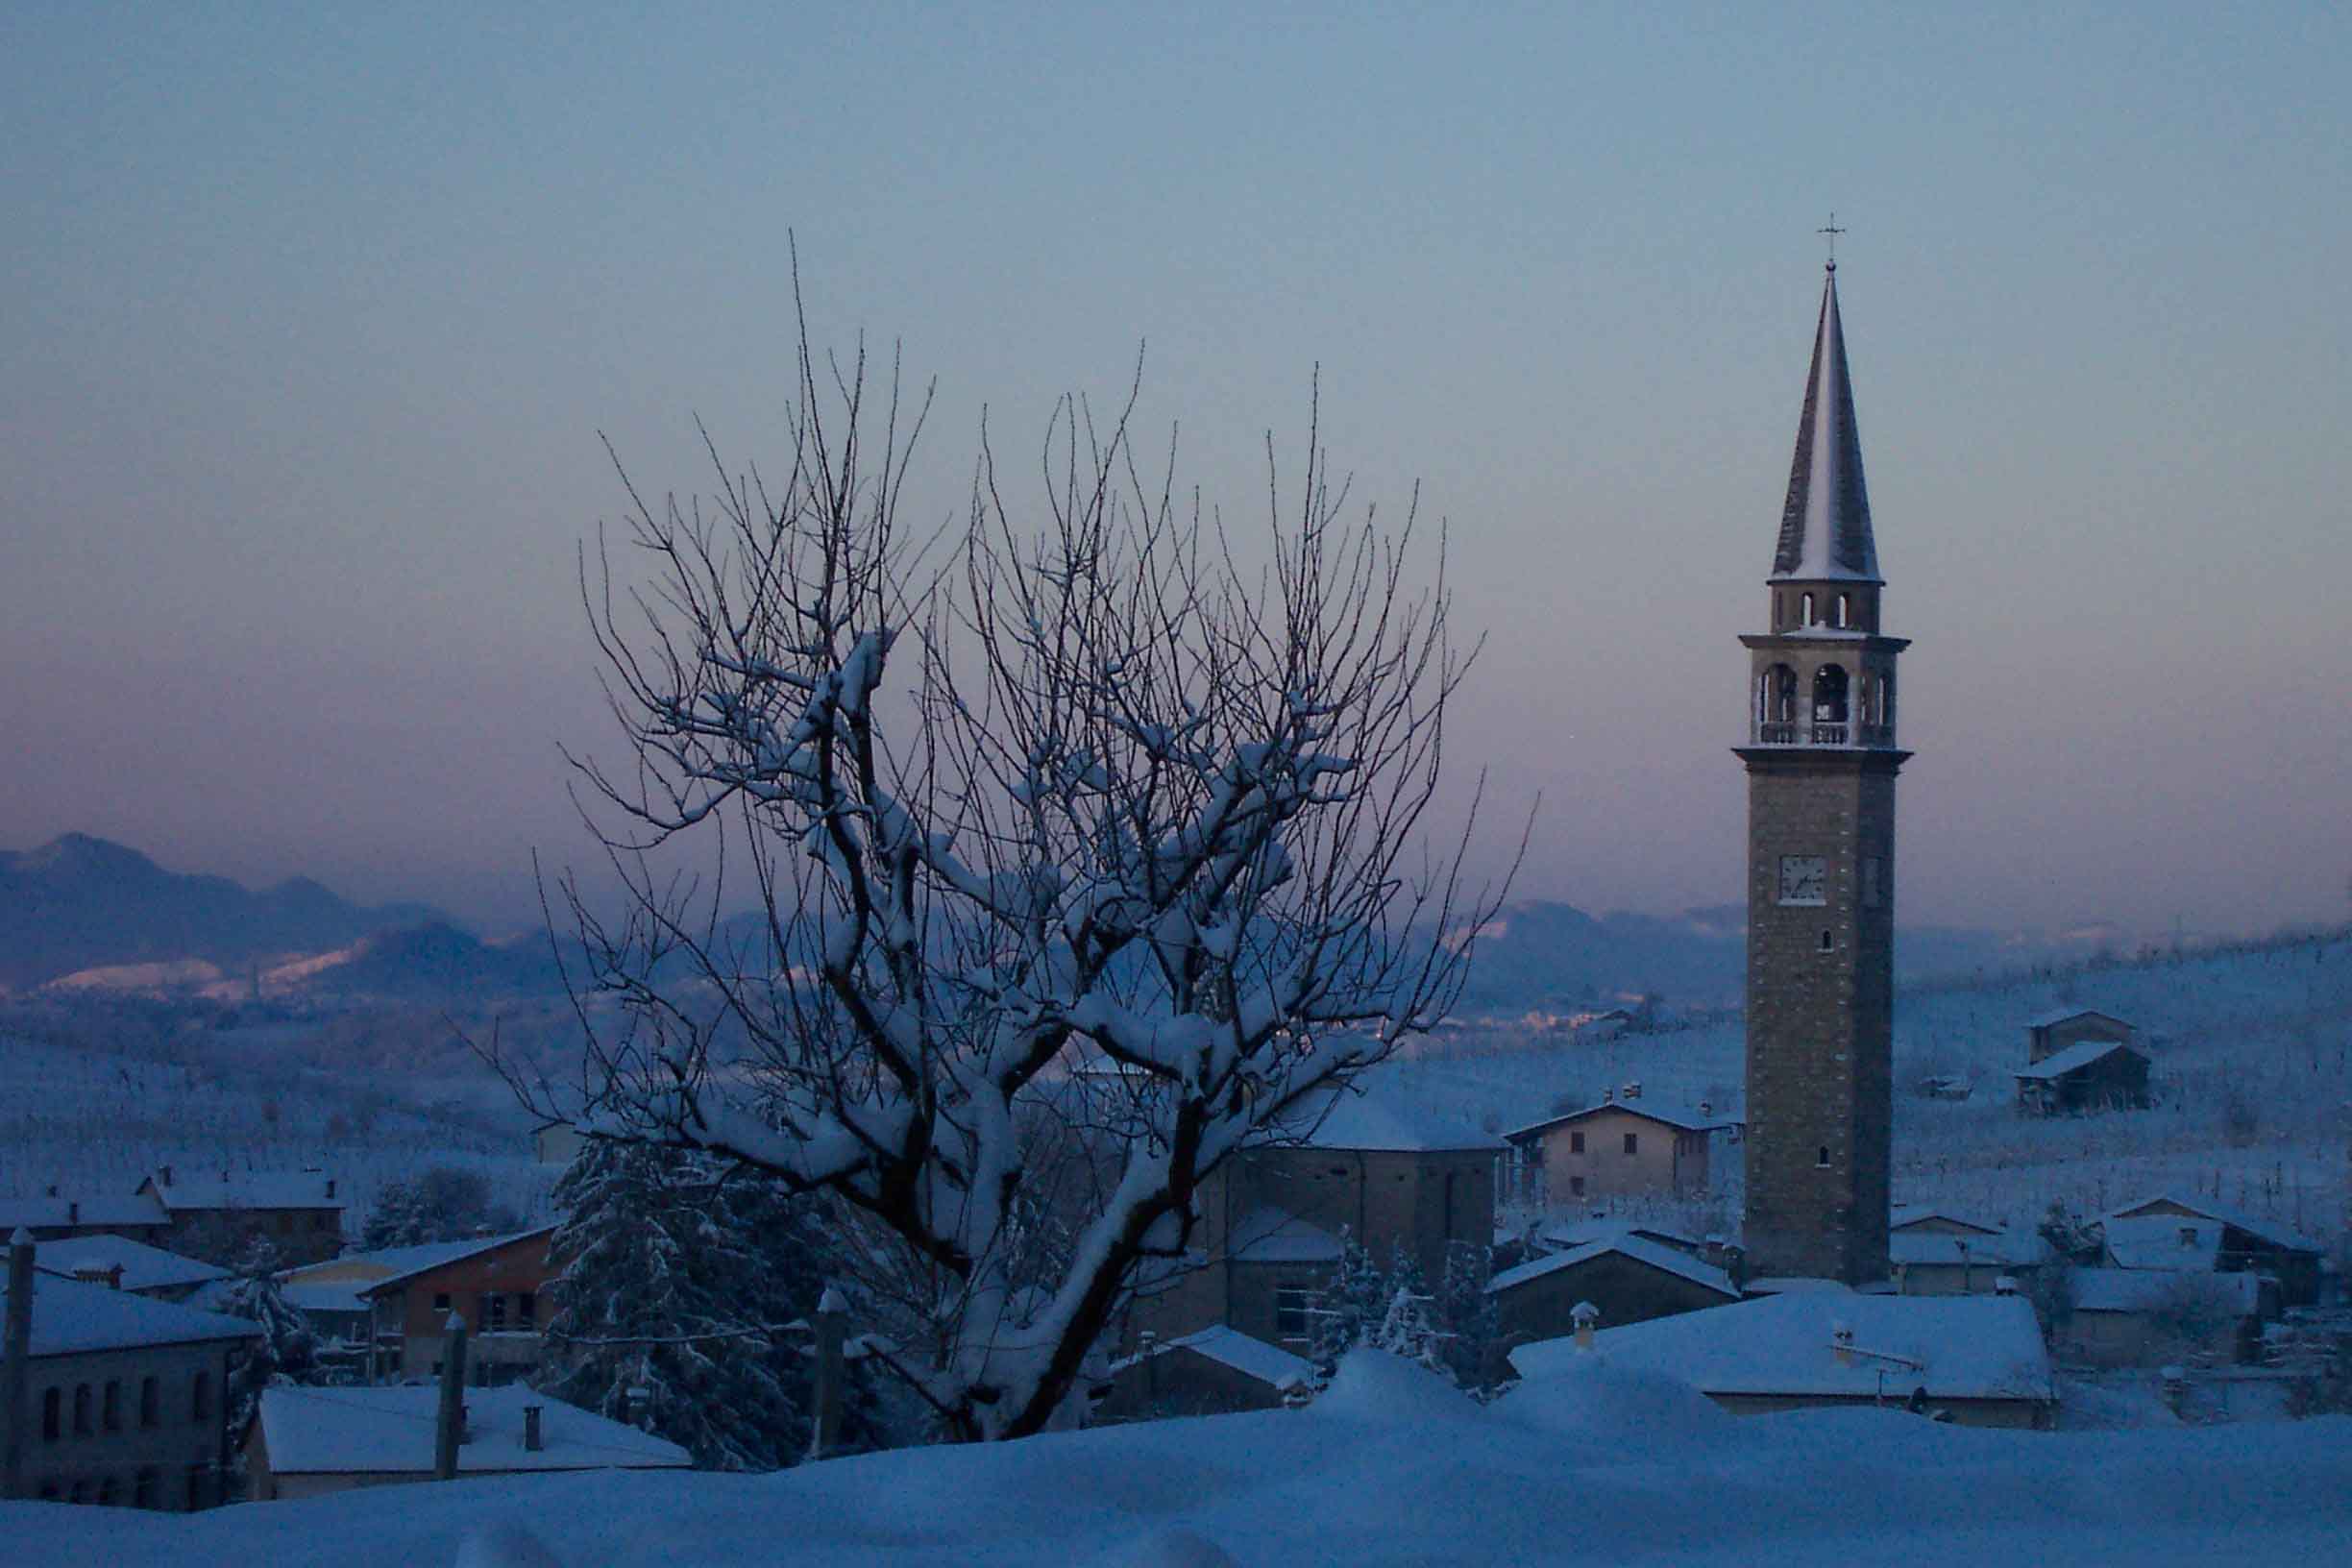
[1889,1230,2048,1270]
[1768,266,1881,585]
[3,1270,259,1358]
[139,1169,344,1213]
[2025,1007,2133,1031]
[1505,1098,1740,1142]
[1739,1277,1855,1296]
[1115,1326,1313,1391]
[1536,1220,1703,1255]
[2014,1038,2145,1080]
[32,1234,232,1295]
[1273,1085,1499,1153]
[1511,1291,2055,1405]
[280,1283,373,1317]
[2101,1215,2222,1273]
[1227,1207,1348,1265]
[1888,1205,2004,1237]
[286,1233,542,1288]
[2102,1194,2321,1255]
[2072,1267,2262,1316]
[354,1228,558,1297]
[254,1384,692,1477]
[1487,1235,1738,1300]
[0,1192,170,1231]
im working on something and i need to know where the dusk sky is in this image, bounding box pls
[5,4,2347,941]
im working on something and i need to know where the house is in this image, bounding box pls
[2100,1193,2323,1308]
[2064,1268,2263,1368]
[32,1236,232,1303]
[2014,1039,2150,1115]
[1095,1327,1314,1422]
[242,1383,691,1500]
[1486,1233,1740,1342]
[1888,1228,2048,1295]
[2024,1008,2136,1064]
[1130,1087,1497,1387]
[1509,1291,2057,1429]
[1504,1087,1740,1204]
[2,1237,258,1508]
[0,1190,172,1246]
[133,1167,346,1266]
[354,1228,562,1383]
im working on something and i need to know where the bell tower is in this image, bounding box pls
[1737,259,1910,1286]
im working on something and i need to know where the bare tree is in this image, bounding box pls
[519,276,1508,1441]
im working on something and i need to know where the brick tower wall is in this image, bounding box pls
[1741,753,1898,1285]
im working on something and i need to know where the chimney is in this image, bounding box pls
[1994,1275,2020,1297]
[325,1179,335,1200]
[159,1166,173,1188]
[1602,1087,1613,1104]
[1623,1081,1641,1100]
[625,1383,651,1430]
[1698,1100,1711,1118]
[66,1202,77,1227]
[523,1404,543,1452]
[1831,1321,1855,1365]
[1572,1300,1600,1352]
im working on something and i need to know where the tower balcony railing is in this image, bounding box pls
[1751,720,1899,748]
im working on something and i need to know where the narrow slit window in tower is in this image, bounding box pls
[1819,929,1834,952]
[1817,1145,1831,1168]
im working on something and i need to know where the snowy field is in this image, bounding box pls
[9,1355,2351,1567]
[1387,929,2352,1240]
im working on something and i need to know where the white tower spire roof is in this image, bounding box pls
[1769,265,1881,583]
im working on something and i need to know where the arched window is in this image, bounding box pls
[42,1387,61,1442]
[1835,592,1850,627]
[1812,664,1850,723]
[103,1380,120,1432]
[73,1384,92,1436]
[1817,1145,1832,1168]
[139,1376,159,1429]
[1819,929,1835,952]
[1768,665,1798,723]
[190,1372,210,1423]
[1801,591,1815,625]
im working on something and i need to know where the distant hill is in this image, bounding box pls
[1448,898,2095,1015]
[0,833,453,992]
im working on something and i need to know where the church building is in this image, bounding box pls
[1737,258,1910,1286]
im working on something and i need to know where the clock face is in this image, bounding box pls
[1778,855,1827,906]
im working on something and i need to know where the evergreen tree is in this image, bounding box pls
[1434,1240,1501,1396]
[213,1238,321,1496]
[1308,1235,1390,1378]
[539,1139,886,1470]
[361,1165,522,1250]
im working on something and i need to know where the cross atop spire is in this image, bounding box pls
[1769,266,1880,583]
[1818,213,1846,268]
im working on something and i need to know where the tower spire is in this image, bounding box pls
[1769,268,1879,583]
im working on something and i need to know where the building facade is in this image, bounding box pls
[1737,261,1909,1286]
[1505,1093,1738,1204]
[4,1250,256,1510]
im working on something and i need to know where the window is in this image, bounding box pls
[1568,1176,1586,1197]
[74,1384,92,1436]
[70,1479,90,1506]
[37,1482,58,1503]
[1817,1145,1831,1168]
[103,1380,121,1432]
[1622,1132,1639,1156]
[484,1292,509,1332]
[1801,591,1815,624]
[1819,929,1835,952]
[184,1466,207,1511]
[1569,1131,1585,1155]
[135,1469,159,1509]
[1812,663,1850,724]
[140,1377,159,1429]
[1835,592,1850,627]
[517,1290,537,1325]
[1274,1286,1312,1339]
[433,1291,453,1312]
[42,1386,60,1442]
[2179,1226,2199,1248]
[96,1476,117,1507]
[190,1372,211,1423]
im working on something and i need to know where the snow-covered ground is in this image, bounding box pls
[9,1353,2351,1566]
[1395,929,2352,1242]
